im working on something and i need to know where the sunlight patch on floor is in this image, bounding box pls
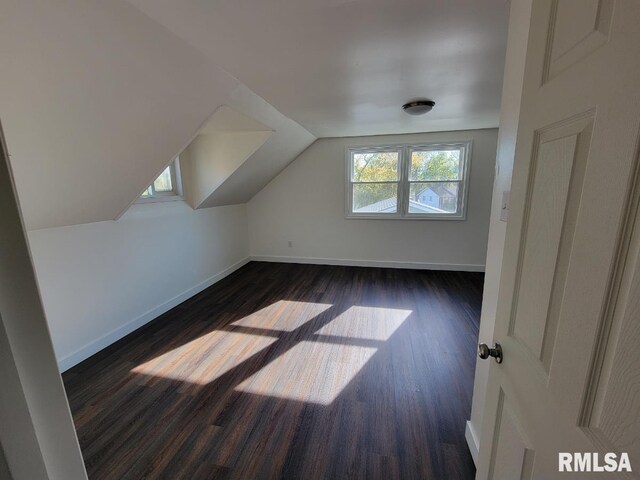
[235,340,378,405]
[230,300,333,332]
[235,306,411,404]
[315,306,411,341]
[131,330,277,385]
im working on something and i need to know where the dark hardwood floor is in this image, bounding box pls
[63,262,484,480]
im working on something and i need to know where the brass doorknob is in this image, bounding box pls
[478,343,503,364]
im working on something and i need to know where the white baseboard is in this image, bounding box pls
[465,420,479,465]
[250,255,485,272]
[57,256,250,372]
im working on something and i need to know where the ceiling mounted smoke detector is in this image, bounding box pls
[402,100,435,116]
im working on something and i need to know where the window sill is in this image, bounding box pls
[136,195,185,204]
[345,213,466,221]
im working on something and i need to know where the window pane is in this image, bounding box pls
[409,182,459,214]
[153,166,173,192]
[352,151,398,182]
[140,185,153,198]
[353,183,398,213]
[410,150,460,181]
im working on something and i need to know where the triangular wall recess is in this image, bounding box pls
[180,106,273,209]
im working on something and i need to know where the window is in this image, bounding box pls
[345,142,471,219]
[137,158,183,202]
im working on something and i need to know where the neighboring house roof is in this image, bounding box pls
[417,184,457,198]
[354,197,446,214]
[354,197,398,213]
[408,200,447,213]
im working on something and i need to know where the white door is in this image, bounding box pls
[476,1,640,478]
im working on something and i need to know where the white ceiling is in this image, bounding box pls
[128,0,509,137]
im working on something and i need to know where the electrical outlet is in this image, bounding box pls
[288,241,293,248]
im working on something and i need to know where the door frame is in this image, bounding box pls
[0,120,88,480]
[465,0,534,466]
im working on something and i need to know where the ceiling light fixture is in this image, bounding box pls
[402,100,435,116]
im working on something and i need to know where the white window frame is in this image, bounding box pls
[136,157,184,204]
[345,141,472,220]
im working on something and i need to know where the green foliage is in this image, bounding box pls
[352,152,398,182]
[410,150,459,181]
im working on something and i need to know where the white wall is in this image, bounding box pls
[28,201,249,371]
[465,0,533,464]
[248,129,497,270]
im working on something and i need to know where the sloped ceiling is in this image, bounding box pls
[126,0,509,138]
[0,0,314,230]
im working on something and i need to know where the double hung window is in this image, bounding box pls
[345,142,471,220]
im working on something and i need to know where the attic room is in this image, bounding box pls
[2,1,640,479]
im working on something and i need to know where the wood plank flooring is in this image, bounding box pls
[63,262,484,479]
